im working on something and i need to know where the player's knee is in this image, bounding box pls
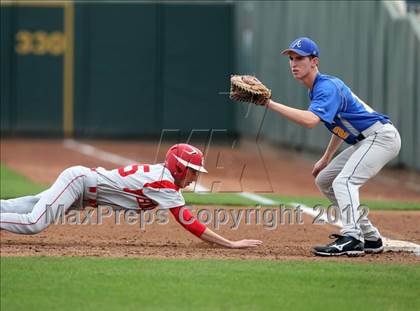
[315,171,331,192]
[332,175,347,192]
[25,209,54,234]
[25,217,48,234]
[27,224,45,234]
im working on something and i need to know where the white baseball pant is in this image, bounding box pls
[0,166,96,234]
[315,123,401,242]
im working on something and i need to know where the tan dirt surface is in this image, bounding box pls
[1,139,419,263]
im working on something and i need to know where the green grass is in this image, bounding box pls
[0,163,47,199]
[183,192,259,206]
[263,194,420,211]
[1,257,420,311]
[184,192,420,211]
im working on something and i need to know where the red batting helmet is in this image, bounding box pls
[165,144,208,180]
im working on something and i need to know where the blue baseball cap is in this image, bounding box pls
[281,37,320,57]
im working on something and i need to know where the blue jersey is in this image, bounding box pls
[308,73,390,144]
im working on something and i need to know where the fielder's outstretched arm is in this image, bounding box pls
[169,206,262,249]
[266,99,321,128]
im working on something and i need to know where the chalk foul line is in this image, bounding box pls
[63,139,420,256]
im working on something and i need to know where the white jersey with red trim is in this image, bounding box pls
[95,163,185,210]
[0,164,186,235]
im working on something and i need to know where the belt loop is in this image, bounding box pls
[356,133,365,142]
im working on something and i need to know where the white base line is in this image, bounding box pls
[63,139,136,165]
[63,139,420,256]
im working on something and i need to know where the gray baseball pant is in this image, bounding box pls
[315,123,401,242]
[0,166,96,234]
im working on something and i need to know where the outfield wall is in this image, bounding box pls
[0,2,234,138]
[234,1,420,170]
[1,1,419,170]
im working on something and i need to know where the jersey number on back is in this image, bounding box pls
[117,164,156,209]
[118,164,150,177]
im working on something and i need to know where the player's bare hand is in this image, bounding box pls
[312,157,329,178]
[229,239,263,249]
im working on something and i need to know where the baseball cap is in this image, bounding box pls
[281,37,320,57]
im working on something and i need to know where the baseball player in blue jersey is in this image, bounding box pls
[265,37,401,256]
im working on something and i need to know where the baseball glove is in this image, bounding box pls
[229,75,272,105]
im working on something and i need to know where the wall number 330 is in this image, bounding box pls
[15,30,65,56]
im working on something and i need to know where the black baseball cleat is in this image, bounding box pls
[313,234,364,257]
[364,238,384,254]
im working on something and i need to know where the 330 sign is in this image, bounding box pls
[15,30,65,56]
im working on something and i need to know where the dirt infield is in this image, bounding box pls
[1,138,419,263]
